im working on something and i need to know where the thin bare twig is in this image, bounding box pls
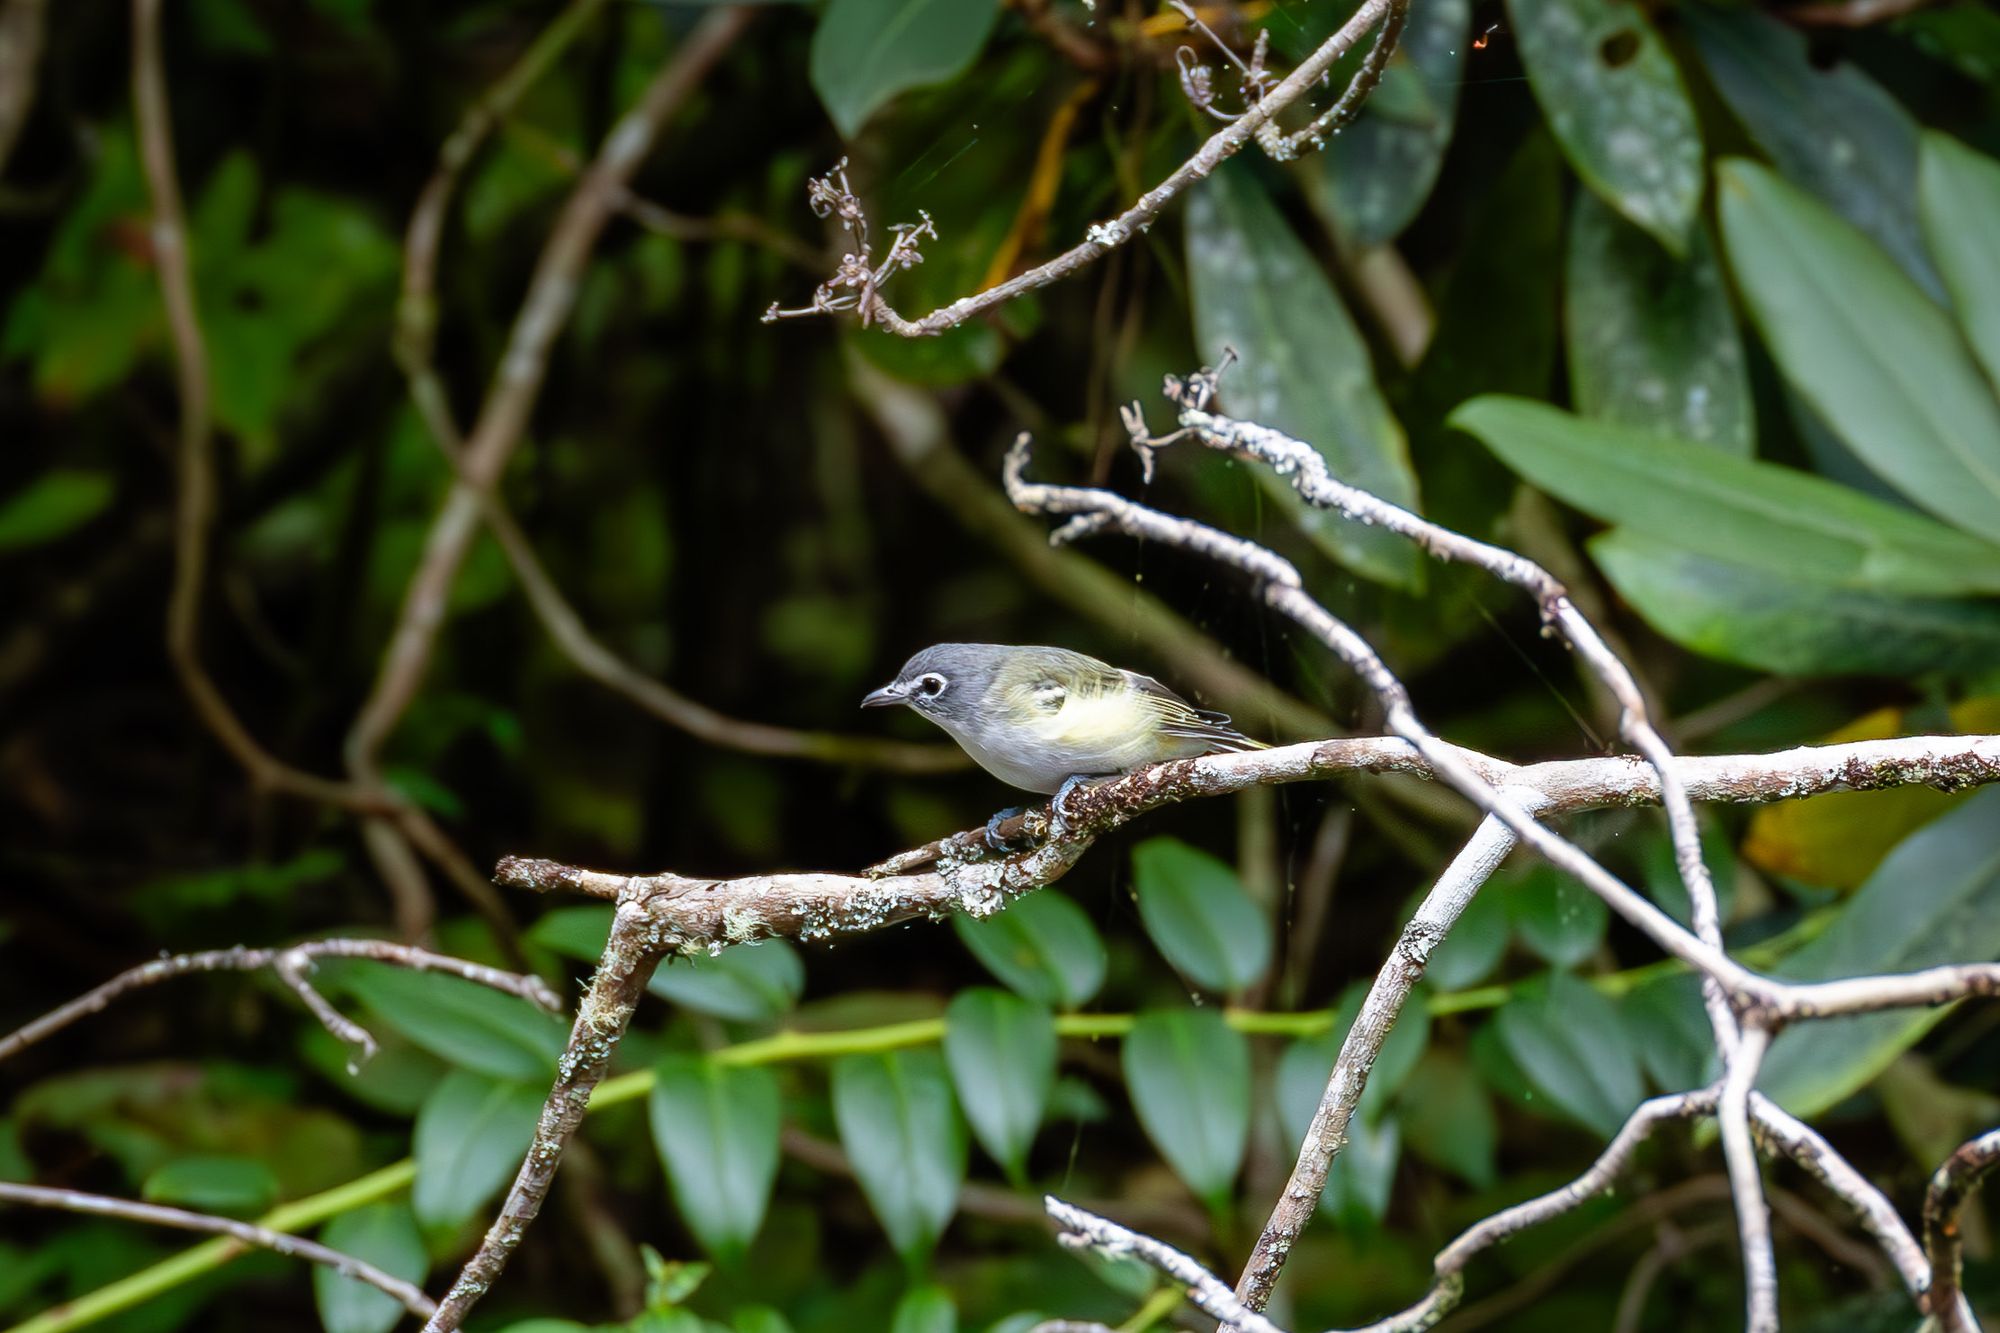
[0,1182,438,1319]
[767,0,1404,337]
[131,0,515,944]
[1045,1198,1284,1333]
[1722,1026,1778,1332]
[1924,1128,2000,1331]
[0,939,563,1066]
[351,4,758,925]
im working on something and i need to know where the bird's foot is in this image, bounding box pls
[984,806,1032,853]
[1050,774,1111,831]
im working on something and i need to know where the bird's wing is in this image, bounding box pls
[1122,671,1267,752]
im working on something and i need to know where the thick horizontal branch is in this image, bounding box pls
[493,732,2000,954]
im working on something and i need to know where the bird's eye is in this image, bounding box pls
[918,674,946,697]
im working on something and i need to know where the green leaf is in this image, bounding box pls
[314,1201,426,1333]
[953,892,1106,1010]
[1186,160,1421,587]
[649,1055,782,1265]
[1313,0,1471,246]
[1507,0,1702,252]
[942,988,1055,1183]
[1687,4,1939,296]
[808,0,1001,139]
[1564,192,1751,453]
[332,960,567,1083]
[1504,864,1609,969]
[1494,972,1644,1138]
[1621,974,1715,1093]
[412,1071,542,1232]
[1273,991,1425,1228]
[1397,1051,1497,1188]
[1454,396,2000,595]
[1763,787,2000,1116]
[890,1284,957,1333]
[1275,982,1431,1141]
[831,1049,966,1263]
[1590,528,2000,676]
[650,945,806,1024]
[299,1026,446,1117]
[1919,132,2000,393]
[1417,881,1509,990]
[1718,158,2000,542]
[0,470,115,551]
[1121,1008,1250,1210]
[140,1155,279,1217]
[1129,837,1271,993]
[732,1308,797,1333]
[1320,1109,1400,1231]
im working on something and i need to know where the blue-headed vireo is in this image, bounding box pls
[861,643,1266,795]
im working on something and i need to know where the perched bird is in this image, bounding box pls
[861,643,1265,797]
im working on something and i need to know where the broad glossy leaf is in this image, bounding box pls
[953,891,1105,1010]
[1454,396,2000,594]
[1187,160,1421,587]
[1591,528,2000,676]
[1621,974,1715,1093]
[1416,880,1508,991]
[141,1155,278,1216]
[1121,1008,1250,1209]
[650,1055,782,1264]
[1718,159,2000,542]
[1129,837,1271,992]
[333,960,567,1083]
[890,1285,956,1333]
[832,1049,965,1262]
[651,946,806,1024]
[1275,981,1432,1141]
[0,470,115,551]
[1919,132,2000,392]
[1494,972,1644,1137]
[1743,701,1998,891]
[1273,993,1425,1228]
[1564,193,1751,453]
[732,1309,797,1333]
[413,1070,542,1232]
[1688,4,1939,296]
[314,1201,426,1333]
[535,905,804,1022]
[1507,0,1702,252]
[1397,1051,1497,1188]
[1322,1108,1399,1231]
[1315,0,1471,246]
[809,0,1000,139]
[1504,864,1608,969]
[942,988,1055,1182]
[1763,788,2000,1116]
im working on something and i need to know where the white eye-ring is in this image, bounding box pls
[918,674,947,697]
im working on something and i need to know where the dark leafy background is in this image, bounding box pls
[3,1,2000,1331]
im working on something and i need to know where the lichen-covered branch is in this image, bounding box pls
[422,896,664,1331]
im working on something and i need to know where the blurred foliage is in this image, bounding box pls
[3,1,2000,1331]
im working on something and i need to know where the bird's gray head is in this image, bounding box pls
[860,643,1006,726]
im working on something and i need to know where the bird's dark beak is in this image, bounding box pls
[860,682,907,709]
